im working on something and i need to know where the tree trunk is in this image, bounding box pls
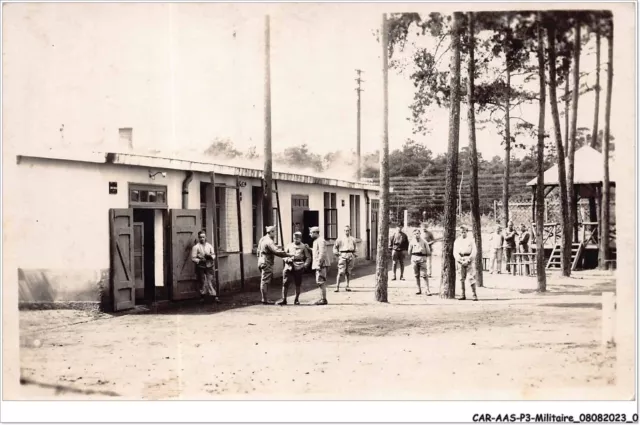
[547,24,572,277]
[467,12,483,288]
[502,66,511,228]
[599,20,613,269]
[567,22,581,244]
[441,12,463,299]
[564,74,570,154]
[591,29,601,149]
[375,13,390,302]
[535,13,547,292]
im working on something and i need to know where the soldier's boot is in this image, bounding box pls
[345,277,352,292]
[276,284,289,306]
[415,277,422,295]
[319,283,328,302]
[471,284,478,301]
[294,284,301,305]
[425,278,432,296]
[459,281,466,301]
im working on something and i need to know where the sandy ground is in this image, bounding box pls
[16,257,621,400]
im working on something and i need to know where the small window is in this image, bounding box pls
[129,184,168,208]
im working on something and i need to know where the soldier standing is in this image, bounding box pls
[489,225,504,274]
[276,231,312,306]
[503,220,517,273]
[421,225,436,277]
[389,226,409,281]
[408,229,432,295]
[333,225,358,292]
[454,225,478,301]
[191,230,220,303]
[257,226,293,305]
[518,223,531,275]
[310,226,330,305]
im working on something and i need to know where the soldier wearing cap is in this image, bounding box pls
[333,224,358,292]
[408,229,432,295]
[276,231,312,306]
[310,226,330,305]
[257,225,293,305]
[454,225,478,301]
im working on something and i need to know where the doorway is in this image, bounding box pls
[133,209,156,303]
[291,195,309,243]
[371,200,379,259]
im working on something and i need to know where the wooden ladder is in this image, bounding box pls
[546,242,584,271]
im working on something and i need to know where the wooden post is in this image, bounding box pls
[262,15,273,229]
[210,171,221,295]
[235,176,245,291]
[403,209,408,229]
[356,69,363,180]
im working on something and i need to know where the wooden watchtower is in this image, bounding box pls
[526,146,616,270]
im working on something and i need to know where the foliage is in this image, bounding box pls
[204,138,243,159]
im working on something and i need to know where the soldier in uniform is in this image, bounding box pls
[503,220,517,273]
[333,225,358,292]
[257,226,293,305]
[454,225,478,301]
[518,223,531,276]
[489,225,504,274]
[310,226,330,305]
[191,230,220,302]
[421,225,436,277]
[276,231,312,306]
[389,226,409,281]
[408,229,432,295]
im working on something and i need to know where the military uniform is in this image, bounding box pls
[333,233,357,291]
[454,227,478,301]
[421,228,435,277]
[191,241,217,297]
[408,231,432,295]
[503,223,517,273]
[311,226,330,305]
[518,226,531,275]
[389,229,409,280]
[257,227,290,304]
[278,235,312,305]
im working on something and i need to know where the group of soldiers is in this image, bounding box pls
[255,224,359,306]
[190,218,529,305]
[489,220,532,275]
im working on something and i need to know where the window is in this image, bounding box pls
[215,186,227,251]
[324,192,337,240]
[129,184,168,209]
[350,194,361,238]
[252,186,263,246]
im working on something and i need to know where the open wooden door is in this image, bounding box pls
[110,209,135,311]
[169,209,201,300]
[133,222,145,300]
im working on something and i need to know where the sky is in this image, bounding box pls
[2,3,634,161]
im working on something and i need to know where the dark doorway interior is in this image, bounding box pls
[133,209,155,303]
[302,210,319,247]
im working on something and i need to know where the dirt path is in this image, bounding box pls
[17,261,618,400]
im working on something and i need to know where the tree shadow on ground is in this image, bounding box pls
[519,279,615,296]
[142,260,382,316]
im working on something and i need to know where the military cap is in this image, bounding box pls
[265,225,276,233]
[293,231,302,236]
[460,225,469,231]
[413,229,421,235]
[309,226,320,233]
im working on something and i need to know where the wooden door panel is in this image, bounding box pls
[110,209,135,311]
[133,222,145,300]
[170,209,201,300]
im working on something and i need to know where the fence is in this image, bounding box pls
[493,199,617,228]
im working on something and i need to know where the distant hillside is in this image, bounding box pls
[365,172,537,221]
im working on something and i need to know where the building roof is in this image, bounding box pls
[526,146,617,187]
[16,149,379,191]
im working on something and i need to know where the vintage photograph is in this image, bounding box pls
[1,1,636,409]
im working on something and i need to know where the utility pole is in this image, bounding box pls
[263,15,273,228]
[355,69,364,180]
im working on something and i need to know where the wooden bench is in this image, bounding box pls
[509,253,537,276]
